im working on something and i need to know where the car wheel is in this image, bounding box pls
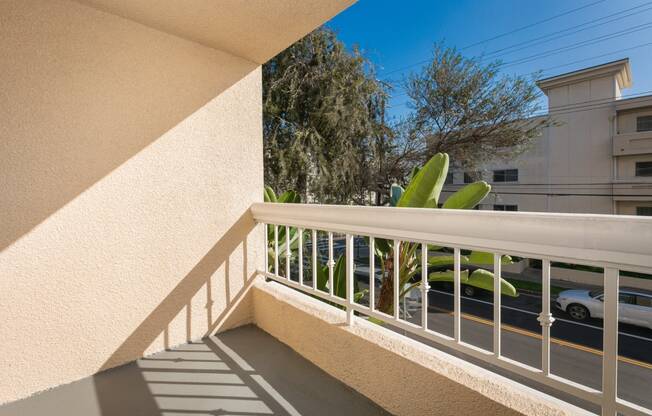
[567,303,590,321]
[463,285,475,297]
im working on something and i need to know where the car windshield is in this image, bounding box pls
[589,290,603,298]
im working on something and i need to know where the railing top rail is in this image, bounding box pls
[251,202,652,270]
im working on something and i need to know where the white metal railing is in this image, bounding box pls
[252,202,652,416]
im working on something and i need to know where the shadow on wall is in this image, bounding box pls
[99,210,259,372]
[0,0,258,251]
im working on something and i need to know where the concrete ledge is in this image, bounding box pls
[252,279,592,416]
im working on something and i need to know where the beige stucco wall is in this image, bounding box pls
[444,74,621,215]
[0,0,264,404]
[617,200,652,215]
[617,106,652,134]
[616,154,652,179]
[253,280,591,416]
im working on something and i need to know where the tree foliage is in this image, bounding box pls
[263,34,547,204]
[404,44,547,171]
[263,28,396,204]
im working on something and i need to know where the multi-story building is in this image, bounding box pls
[442,58,652,215]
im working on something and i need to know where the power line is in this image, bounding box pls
[380,4,652,80]
[500,21,652,69]
[535,89,652,113]
[461,0,608,50]
[480,1,652,59]
[487,191,652,197]
[538,41,652,74]
[387,40,652,97]
[390,88,652,111]
[446,182,652,187]
[528,93,652,117]
[381,0,608,77]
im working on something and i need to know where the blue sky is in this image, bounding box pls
[326,0,652,120]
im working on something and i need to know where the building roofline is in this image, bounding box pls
[537,58,632,94]
[615,93,652,111]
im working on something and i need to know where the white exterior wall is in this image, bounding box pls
[443,60,652,215]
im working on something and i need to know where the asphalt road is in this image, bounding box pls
[299,240,652,410]
[410,288,652,411]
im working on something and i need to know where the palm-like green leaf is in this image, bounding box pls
[442,181,491,209]
[397,153,449,208]
[428,255,469,267]
[264,186,277,203]
[468,269,518,297]
[278,190,301,203]
[466,251,513,265]
[428,269,470,283]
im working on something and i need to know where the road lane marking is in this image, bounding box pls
[429,288,652,343]
[428,304,652,370]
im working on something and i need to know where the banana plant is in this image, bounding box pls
[314,256,367,307]
[264,186,367,304]
[263,186,302,270]
[373,153,517,316]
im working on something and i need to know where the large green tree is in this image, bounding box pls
[404,45,547,171]
[263,28,399,204]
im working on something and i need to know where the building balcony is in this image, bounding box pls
[5,204,650,416]
[613,131,652,156]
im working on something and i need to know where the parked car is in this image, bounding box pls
[555,288,652,329]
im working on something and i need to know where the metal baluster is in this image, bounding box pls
[602,267,619,416]
[453,248,461,342]
[263,223,268,273]
[328,232,334,296]
[393,240,400,320]
[369,237,375,312]
[298,228,304,285]
[312,230,318,290]
[538,259,555,375]
[274,225,279,276]
[346,234,354,325]
[285,226,291,280]
[493,253,502,357]
[421,243,429,330]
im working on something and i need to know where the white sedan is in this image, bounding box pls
[554,288,652,330]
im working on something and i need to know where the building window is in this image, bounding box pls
[636,206,652,216]
[464,172,479,183]
[445,172,454,184]
[493,169,518,182]
[635,161,652,176]
[637,115,652,132]
[494,204,518,211]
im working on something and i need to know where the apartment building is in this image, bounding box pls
[442,58,652,215]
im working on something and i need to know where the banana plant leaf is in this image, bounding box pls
[278,190,301,204]
[263,185,277,203]
[408,166,421,183]
[397,153,449,208]
[428,269,470,283]
[428,255,469,267]
[368,237,392,257]
[467,269,517,297]
[442,181,491,209]
[428,269,517,297]
[466,251,513,265]
[315,255,365,302]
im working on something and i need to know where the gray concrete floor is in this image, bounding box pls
[0,325,390,416]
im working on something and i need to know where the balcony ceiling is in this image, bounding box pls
[75,0,356,63]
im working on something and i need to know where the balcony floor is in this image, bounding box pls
[0,325,389,416]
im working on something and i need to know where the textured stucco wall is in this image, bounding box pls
[0,0,264,403]
[253,280,592,416]
[617,107,652,134]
